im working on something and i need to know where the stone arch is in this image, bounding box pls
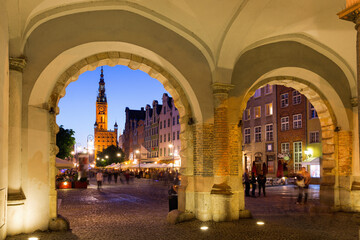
[28,50,199,224]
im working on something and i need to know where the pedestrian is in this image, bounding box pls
[257,170,266,197]
[251,161,257,176]
[251,172,257,197]
[296,167,311,204]
[114,170,118,183]
[243,168,250,197]
[96,171,103,190]
[125,170,130,184]
[107,170,112,184]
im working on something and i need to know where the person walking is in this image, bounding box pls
[250,172,257,197]
[296,167,311,204]
[257,170,266,197]
[113,170,119,184]
[107,170,113,184]
[243,168,250,197]
[96,171,103,190]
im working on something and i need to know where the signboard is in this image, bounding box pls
[0,188,5,228]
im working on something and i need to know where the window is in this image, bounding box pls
[173,117,175,125]
[168,119,170,127]
[164,106,166,114]
[177,131,180,140]
[265,124,273,141]
[264,84,272,94]
[281,143,290,153]
[244,128,251,144]
[173,132,175,141]
[164,120,166,128]
[310,131,320,143]
[244,109,250,120]
[164,134,166,142]
[254,89,261,98]
[292,90,301,105]
[160,122,162,129]
[177,115,180,124]
[281,116,289,131]
[280,93,289,107]
[168,133,170,141]
[266,143,274,152]
[160,135,162,143]
[265,103,273,116]
[294,141,302,172]
[309,103,318,119]
[293,114,302,129]
[164,148,166,156]
[254,126,261,142]
[254,106,261,118]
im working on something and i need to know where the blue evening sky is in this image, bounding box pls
[57,65,169,148]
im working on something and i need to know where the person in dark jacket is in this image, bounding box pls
[251,172,257,197]
[243,168,250,197]
[257,170,266,197]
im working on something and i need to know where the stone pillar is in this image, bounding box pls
[7,57,26,235]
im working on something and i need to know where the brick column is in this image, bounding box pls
[7,57,26,235]
[212,83,234,177]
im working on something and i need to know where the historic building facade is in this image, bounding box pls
[94,67,118,158]
[2,1,360,237]
[243,85,278,177]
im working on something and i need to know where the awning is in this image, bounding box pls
[301,157,320,166]
[56,157,74,169]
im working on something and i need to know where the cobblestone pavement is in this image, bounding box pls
[7,179,360,240]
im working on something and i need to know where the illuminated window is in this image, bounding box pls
[244,109,251,120]
[265,103,273,116]
[294,141,302,172]
[281,143,290,153]
[254,106,261,118]
[309,103,318,119]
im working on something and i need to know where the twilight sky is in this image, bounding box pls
[57,65,169,149]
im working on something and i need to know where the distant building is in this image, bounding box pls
[158,93,180,164]
[123,107,146,160]
[276,86,307,174]
[243,85,277,177]
[94,67,118,158]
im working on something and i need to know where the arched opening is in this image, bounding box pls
[25,50,201,232]
[237,76,352,213]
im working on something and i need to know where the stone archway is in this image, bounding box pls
[42,51,197,225]
[237,75,353,210]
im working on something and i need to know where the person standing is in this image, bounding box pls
[96,171,103,190]
[243,168,250,197]
[250,172,257,197]
[113,170,119,184]
[296,167,311,204]
[257,170,266,197]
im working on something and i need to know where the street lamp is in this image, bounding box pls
[169,144,174,169]
[135,150,140,169]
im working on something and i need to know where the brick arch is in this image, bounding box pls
[46,51,195,218]
[237,76,352,201]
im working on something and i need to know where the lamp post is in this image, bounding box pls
[169,144,174,169]
[135,150,140,169]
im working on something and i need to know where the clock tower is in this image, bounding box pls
[94,67,118,158]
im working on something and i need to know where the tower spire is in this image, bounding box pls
[97,66,107,102]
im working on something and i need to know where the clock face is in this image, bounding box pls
[99,106,104,111]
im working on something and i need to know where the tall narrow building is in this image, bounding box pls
[94,67,118,158]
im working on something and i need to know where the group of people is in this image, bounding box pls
[243,162,311,204]
[243,167,267,198]
[95,169,132,189]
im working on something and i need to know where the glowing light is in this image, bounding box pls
[200,226,208,230]
[101,159,105,161]
[90,164,95,168]
[105,155,109,159]
[117,153,121,157]
[169,144,173,148]
[256,221,265,225]
[28,237,39,240]
[155,162,158,164]
[88,149,93,154]
[71,151,75,155]
[63,182,68,186]
[97,157,100,160]
[135,150,140,154]
[282,177,286,180]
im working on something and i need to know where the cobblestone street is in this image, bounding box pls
[7,179,359,240]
